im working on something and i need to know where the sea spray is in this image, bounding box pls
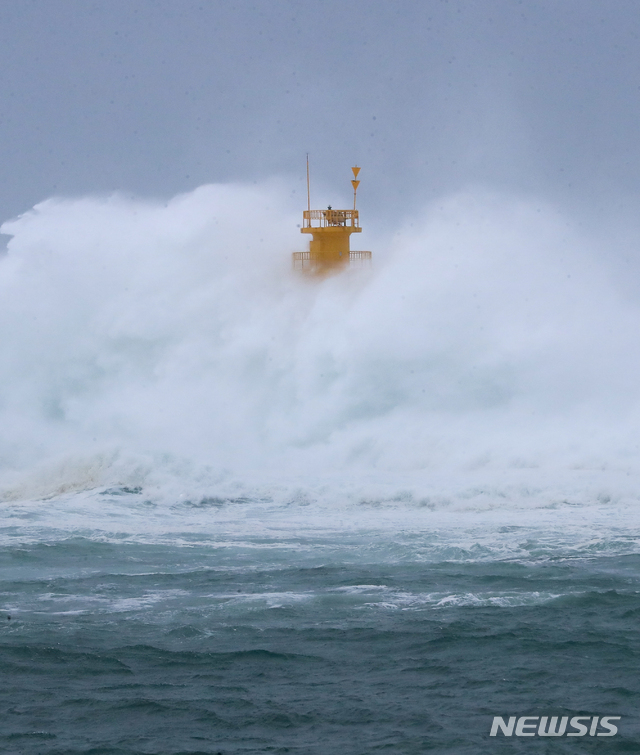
[1,182,640,503]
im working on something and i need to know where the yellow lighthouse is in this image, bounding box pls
[292,162,372,276]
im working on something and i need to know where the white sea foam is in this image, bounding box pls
[2,181,640,528]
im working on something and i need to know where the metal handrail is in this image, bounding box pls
[292,250,371,270]
[302,209,359,228]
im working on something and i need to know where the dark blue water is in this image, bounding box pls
[2,503,640,754]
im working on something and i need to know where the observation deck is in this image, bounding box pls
[301,208,360,228]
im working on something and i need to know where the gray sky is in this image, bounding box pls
[1,0,640,223]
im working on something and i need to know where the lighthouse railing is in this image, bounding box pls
[302,209,359,228]
[292,250,371,271]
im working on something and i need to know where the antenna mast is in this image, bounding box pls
[306,154,311,214]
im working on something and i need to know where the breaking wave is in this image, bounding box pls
[2,180,640,511]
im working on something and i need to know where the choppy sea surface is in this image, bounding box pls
[3,486,640,753]
[2,183,640,751]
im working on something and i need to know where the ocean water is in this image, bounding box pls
[1,183,640,752]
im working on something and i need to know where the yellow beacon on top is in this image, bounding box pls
[292,159,372,276]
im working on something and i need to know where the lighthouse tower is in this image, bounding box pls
[292,163,372,276]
